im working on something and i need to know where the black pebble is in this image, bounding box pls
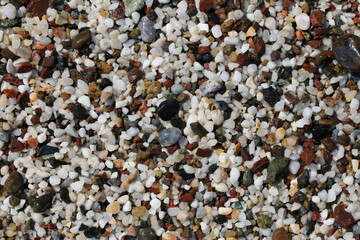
[311,125,334,142]
[84,227,101,238]
[263,87,281,106]
[214,215,228,224]
[178,168,195,181]
[60,188,71,204]
[208,164,218,174]
[73,105,87,120]
[38,145,59,157]
[100,78,112,89]
[157,99,180,121]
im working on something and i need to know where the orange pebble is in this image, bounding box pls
[281,10,288,17]
[295,30,304,41]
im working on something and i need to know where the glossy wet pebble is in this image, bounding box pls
[333,34,360,73]
[158,128,182,146]
[157,99,180,121]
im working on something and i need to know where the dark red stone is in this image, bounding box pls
[26,0,49,18]
[250,157,269,173]
[334,205,355,228]
[39,68,52,78]
[16,63,32,73]
[310,11,324,27]
[10,138,24,152]
[195,148,213,157]
[41,55,55,68]
[199,0,212,12]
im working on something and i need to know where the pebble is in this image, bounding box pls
[158,128,182,146]
[72,29,92,49]
[333,34,360,73]
[136,227,157,240]
[257,215,272,229]
[4,171,24,194]
[125,0,145,17]
[26,0,49,18]
[132,206,147,217]
[106,201,120,214]
[127,67,144,84]
[171,84,184,94]
[295,13,310,30]
[267,157,290,185]
[30,193,54,213]
[157,99,180,121]
[199,80,223,98]
[334,205,355,228]
[38,145,59,156]
[138,17,157,43]
[72,105,87,120]
[3,4,17,20]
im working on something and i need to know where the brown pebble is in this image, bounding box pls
[16,63,32,73]
[127,67,144,84]
[250,157,269,173]
[320,138,337,152]
[272,228,290,240]
[270,50,281,61]
[71,29,92,49]
[199,0,212,12]
[26,0,49,18]
[10,138,24,152]
[308,40,323,48]
[334,205,355,228]
[310,11,324,27]
[195,148,213,157]
[41,55,55,68]
[39,68,52,78]
[253,38,265,56]
[300,148,316,165]
[236,53,250,66]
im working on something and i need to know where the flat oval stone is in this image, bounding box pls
[157,99,180,121]
[333,34,360,73]
[158,128,182,146]
[72,29,92,49]
[272,228,291,240]
[4,171,24,194]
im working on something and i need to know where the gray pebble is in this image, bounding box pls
[0,131,10,142]
[196,207,207,219]
[158,128,182,146]
[125,0,145,17]
[138,17,157,43]
[199,80,223,98]
[171,84,184,95]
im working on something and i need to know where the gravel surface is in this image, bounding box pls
[0,0,360,239]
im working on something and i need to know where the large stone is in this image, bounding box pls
[138,17,157,43]
[4,171,24,194]
[125,0,145,17]
[334,205,355,228]
[158,128,182,146]
[266,157,290,185]
[72,29,92,49]
[333,34,360,74]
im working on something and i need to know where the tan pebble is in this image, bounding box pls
[246,26,256,37]
[106,201,120,214]
[218,207,232,215]
[275,128,286,140]
[231,209,240,220]
[132,206,147,217]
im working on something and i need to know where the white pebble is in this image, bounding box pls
[49,175,61,185]
[3,4,17,20]
[295,13,310,30]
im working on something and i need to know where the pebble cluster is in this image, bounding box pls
[0,0,360,239]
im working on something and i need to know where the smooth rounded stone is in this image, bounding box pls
[4,171,24,194]
[333,34,360,73]
[295,13,310,30]
[30,193,54,213]
[132,206,147,217]
[272,228,291,240]
[171,84,184,94]
[199,80,223,98]
[138,17,157,43]
[157,99,180,121]
[71,29,92,49]
[125,0,145,17]
[158,128,182,146]
[9,195,20,207]
[136,227,157,240]
[3,4,17,20]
